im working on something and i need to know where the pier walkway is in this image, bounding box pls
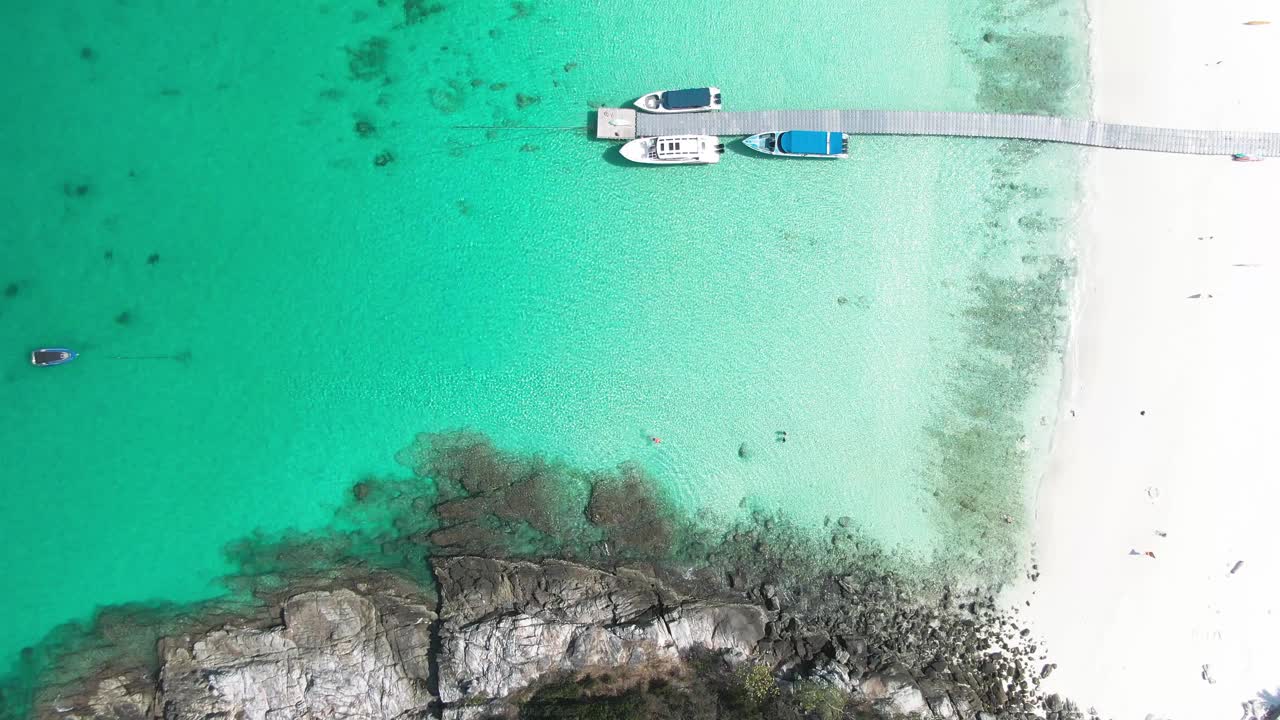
[595,108,1280,155]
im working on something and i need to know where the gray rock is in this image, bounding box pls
[926,692,959,719]
[158,590,434,720]
[860,673,928,716]
[35,586,435,720]
[433,556,766,707]
[808,657,855,694]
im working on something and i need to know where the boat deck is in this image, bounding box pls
[595,108,1280,155]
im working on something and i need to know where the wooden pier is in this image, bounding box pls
[594,107,1280,156]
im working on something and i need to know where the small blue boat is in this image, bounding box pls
[31,348,77,367]
[744,130,849,158]
[634,87,723,114]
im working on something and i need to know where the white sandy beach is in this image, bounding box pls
[1012,1,1280,718]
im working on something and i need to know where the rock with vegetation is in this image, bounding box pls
[434,556,766,714]
[9,431,1098,720]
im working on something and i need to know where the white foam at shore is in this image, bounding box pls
[1008,1,1280,717]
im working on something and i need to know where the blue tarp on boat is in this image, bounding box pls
[662,87,712,110]
[780,131,840,155]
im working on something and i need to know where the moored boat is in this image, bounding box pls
[31,348,78,366]
[620,135,724,165]
[634,87,722,114]
[743,130,849,159]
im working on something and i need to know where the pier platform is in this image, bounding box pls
[595,107,1280,156]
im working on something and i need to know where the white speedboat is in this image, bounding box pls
[743,130,849,159]
[620,135,724,165]
[634,87,722,113]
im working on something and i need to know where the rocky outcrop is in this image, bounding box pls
[157,590,434,720]
[433,556,766,710]
[28,555,1091,720]
[35,587,435,720]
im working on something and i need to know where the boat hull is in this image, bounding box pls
[743,131,850,159]
[620,135,723,165]
[634,87,722,114]
[31,348,78,366]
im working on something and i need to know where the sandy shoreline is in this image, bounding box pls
[1011,1,1280,718]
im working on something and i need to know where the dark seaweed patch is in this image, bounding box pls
[114,311,131,326]
[515,92,540,109]
[563,62,577,72]
[510,1,533,19]
[146,253,160,265]
[403,0,446,24]
[3,283,17,299]
[926,258,1071,578]
[373,151,395,166]
[488,81,507,91]
[962,0,1087,116]
[79,47,94,61]
[519,143,539,153]
[61,182,90,198]
[346,37,389,82]
[971,34,1074,115]
[354,119,377,137]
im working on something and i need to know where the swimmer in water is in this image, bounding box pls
[651,436,662,444]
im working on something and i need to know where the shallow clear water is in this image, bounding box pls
[0,0,1086,667]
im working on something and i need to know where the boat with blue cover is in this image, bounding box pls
[743,130,849,158]
[31,348,78,367]
[634,87,722,114]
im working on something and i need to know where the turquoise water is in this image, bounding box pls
[0,0,1086,669]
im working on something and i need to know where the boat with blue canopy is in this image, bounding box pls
[634,87,723,114]
[743,130,849,158]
